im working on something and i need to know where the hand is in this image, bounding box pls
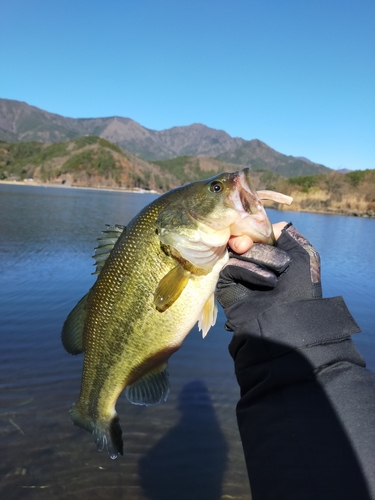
[227,221,289,253]
[216,223,322,333]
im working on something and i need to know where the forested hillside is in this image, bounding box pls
[1,136,373,218]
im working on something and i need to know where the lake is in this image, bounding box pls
[1,183,374,500]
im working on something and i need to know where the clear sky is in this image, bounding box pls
[1,0,374,170]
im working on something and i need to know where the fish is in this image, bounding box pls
[61,167,292,459]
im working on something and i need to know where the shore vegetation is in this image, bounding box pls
[1,137,373,218]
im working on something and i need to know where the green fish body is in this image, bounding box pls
[61,168,292,458]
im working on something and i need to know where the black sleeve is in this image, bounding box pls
[230,297,375,500]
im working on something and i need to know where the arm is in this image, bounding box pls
[217,224,375,500]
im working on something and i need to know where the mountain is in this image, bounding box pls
[217,139,330,177]
[0,137,248,191]
[0,99,243,159]
[0,98,331,177]
[0,136,178,191]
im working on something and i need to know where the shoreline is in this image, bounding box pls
[277,205,375,219]
[1,179,374,219]
[0,179,159,195]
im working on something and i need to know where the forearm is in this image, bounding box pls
[232,297,375,500]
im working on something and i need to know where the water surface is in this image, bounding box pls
[1,184,374,499]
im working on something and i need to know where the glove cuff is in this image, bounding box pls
[230,296,361,367]
[229,297,364,401]
[258,295,360,348]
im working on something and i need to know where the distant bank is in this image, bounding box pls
[2,178,373,219]
[0,179,158,195]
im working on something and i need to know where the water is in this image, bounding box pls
[0,184,374,499]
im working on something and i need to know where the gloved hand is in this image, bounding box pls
[216,222,364,402]
[216,223,361,381]
[216,222,322,333]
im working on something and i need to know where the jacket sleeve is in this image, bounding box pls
[230,296,375,500]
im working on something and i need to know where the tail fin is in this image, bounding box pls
[69,403,123,459]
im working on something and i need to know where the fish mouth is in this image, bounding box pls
[229,168,275,244]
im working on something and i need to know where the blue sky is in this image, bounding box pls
[1,0,374,170]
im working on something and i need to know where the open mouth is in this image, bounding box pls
[229,168,275,244]
[229,169,256,214]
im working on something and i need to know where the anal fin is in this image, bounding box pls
[125,363,170,406]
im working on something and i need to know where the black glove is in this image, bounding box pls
[216,240,292,330]
[216,223,359,375]
[216,223,322,330]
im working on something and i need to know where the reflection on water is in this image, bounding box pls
[140,381,228,500]
[0,184,374,499]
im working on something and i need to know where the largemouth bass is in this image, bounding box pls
[61,168,292,458]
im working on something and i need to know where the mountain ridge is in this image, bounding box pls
[0,98,331,177]
[0,136,259,191]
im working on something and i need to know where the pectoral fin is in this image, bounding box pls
[154,265,190,312]
[125,363,170,406]
[61,293,88,354]
[198,293,218,338]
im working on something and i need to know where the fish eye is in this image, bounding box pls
[209,181,223,193]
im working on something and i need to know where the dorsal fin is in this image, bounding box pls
[92,224,125,275]
[125,363,170,406]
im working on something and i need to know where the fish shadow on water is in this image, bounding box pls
[138,380,228,500]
